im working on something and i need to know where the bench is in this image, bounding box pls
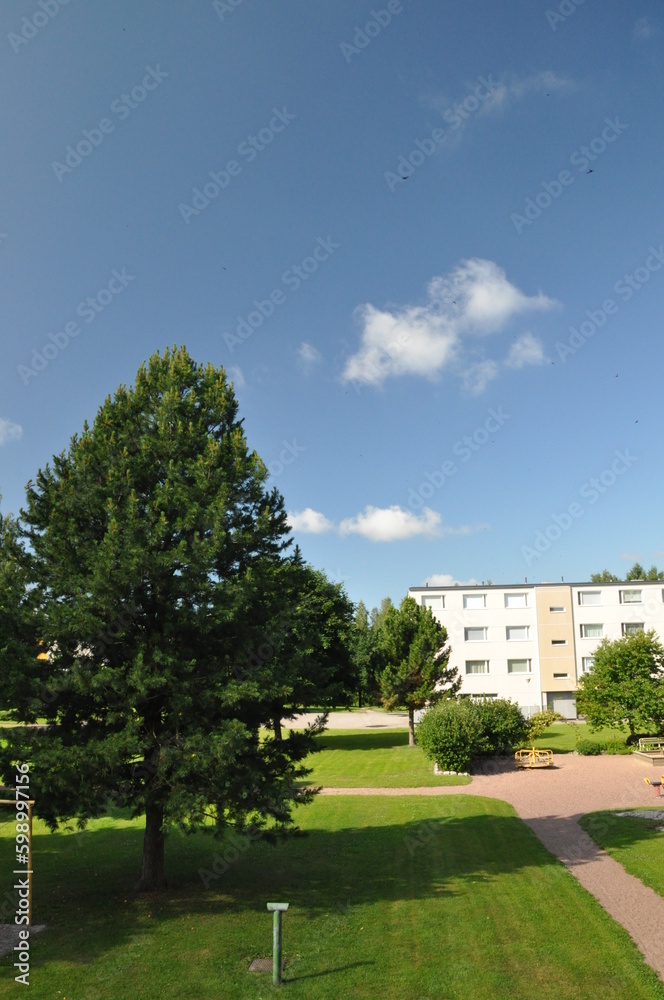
[515,748,553,769]
[638,738,664,753]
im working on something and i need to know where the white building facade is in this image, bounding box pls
[408,581,664,719]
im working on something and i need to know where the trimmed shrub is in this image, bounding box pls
[475,698,529,754]
[576,738,603,755]
[416,699,484,773]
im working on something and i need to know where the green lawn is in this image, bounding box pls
[1,797,664,998]
[530,723,633,753]
[580,807,664,900]
[305,728,471,787]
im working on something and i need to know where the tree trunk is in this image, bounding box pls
[136,801,167,891]
[274,716,282,741]
[408,707,415,747]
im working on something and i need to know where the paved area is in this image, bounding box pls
[282,709,408,729]
[321,753,664,982]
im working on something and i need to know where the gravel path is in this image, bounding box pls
[320,753,664,981]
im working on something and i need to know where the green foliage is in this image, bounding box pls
[590,569,620,583]
[626,562,664,581]
[416,697,528,771]
[415,699,483,772]
[576,629,664,738]
[526,710,564,740]
[576,738,603,755]
[474,698,529,754]
[377,596,460,743]
[0,347,353,888]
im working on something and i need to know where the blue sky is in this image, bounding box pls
[1,0,663,612]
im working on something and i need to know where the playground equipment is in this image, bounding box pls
[514,748,553,769]
[643,776,664,797]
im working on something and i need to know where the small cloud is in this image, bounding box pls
[481,71,575,115]
[504,332,548,369]
[423,574,481,587]
[339,505,442,541]
[620,551,642,562]
[461,359,499,395]
[287,508,334,534]
[341,258,557,390]
[298,342,322,373]
[0,419,22,445]
[227,364,245,388]
[633,17,656,41]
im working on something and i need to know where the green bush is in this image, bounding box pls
[604,736,631,755]
[415,699,484,772]
[416,697,528,771]
[576,738,603,755]
[475,698,529,754]
[525,709,564,740]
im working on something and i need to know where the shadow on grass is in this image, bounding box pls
[314,731,408,751]
[283,960,375,983]
[0,797,570,973]
[579,807,664,852]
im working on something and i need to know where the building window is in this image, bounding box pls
[463,593,486,609]
[622,622,644,636]
[549,606,565,613]
[465,627,487,642]
[422,594,443,610]
[620,589,642,604]
[505,592,528,608]
[506,626,529,641]
[553,672,569,678]
[465,660,489,675]
[551,639,568,646]
[581,657,595,674]
[507,659,531,674]
[578,591,601,606]
[469,693,498,701]
[580,623,603,639]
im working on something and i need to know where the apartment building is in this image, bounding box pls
[408,580,664,719]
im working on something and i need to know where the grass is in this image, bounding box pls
[1,796,664,998]
[530,723,633,753]
[304,728,471,787]
[580,807,664,900]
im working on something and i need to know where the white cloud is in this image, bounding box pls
[298,341,322,373]
[423,574,481,587]
[0,419,23,446]
[504,332,548,369]
[287,508,334,534]
[339,505,442,541]
[461,359,500,395]
[342,258,556,389]
[633,17,656,40]
[227,364,245,388]
[481,71,575,115]
[337,505,486,542]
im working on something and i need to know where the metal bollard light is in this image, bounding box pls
[266,902,288,986]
